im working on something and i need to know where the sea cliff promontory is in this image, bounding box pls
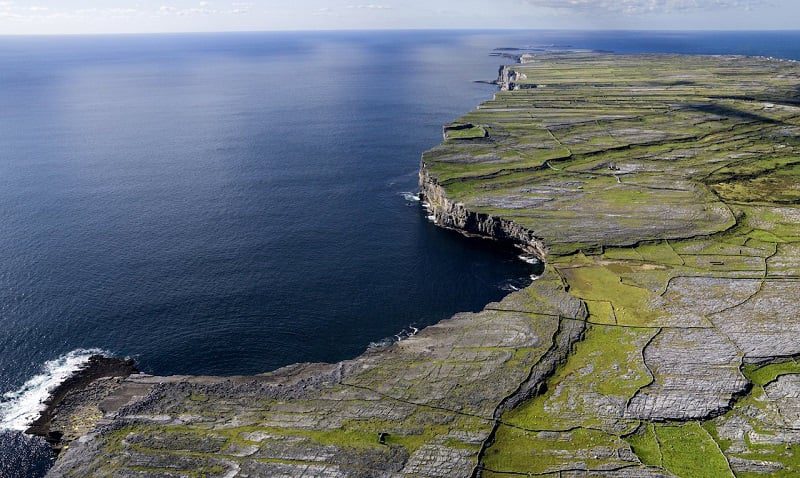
[45,52,800,477]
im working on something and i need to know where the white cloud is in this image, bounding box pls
[314,4,390,16]
[313,6,336,16]
[159,4,248,15]
[523,0,768,15]
[228,1,251,14]
[345,4,392,9]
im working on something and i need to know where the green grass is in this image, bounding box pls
[626,423,662,468]
[636,242,684,266]
[656,423,734,478]
[504,324,653,431]
[713,163,800,204]
[445,125,488,140]
[559,263,664,326]
[102,418,477,462]
[742,360,800,386]
[483,426,631,475]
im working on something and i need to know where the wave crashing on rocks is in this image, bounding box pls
[0,348,107,432]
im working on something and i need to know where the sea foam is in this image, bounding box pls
[401,192,420,202]
[518,254,541,265]
[0,349,106,431]
[368,326,420,350]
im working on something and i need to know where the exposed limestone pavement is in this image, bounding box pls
[45,53,800,477]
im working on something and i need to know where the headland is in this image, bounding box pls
[42,52,800,477]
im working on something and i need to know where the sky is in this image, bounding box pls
[0,0,798,35]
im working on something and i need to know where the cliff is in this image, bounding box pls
[419,167,545,259]
[44,52,800,478]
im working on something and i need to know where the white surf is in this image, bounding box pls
[0,348,106,432]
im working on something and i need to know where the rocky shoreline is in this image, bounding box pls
[26,356,138,452]
[32,52,800,477]
[419,166,547,259]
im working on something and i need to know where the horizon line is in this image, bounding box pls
[1,27,800,38]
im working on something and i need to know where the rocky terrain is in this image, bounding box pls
[43,53,800,477]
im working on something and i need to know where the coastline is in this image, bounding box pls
[419,166,547,260]
[22,51,800,477]
[25,355,137,451]
[21,52,544,457]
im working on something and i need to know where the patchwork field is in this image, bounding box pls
[47,53,800,477]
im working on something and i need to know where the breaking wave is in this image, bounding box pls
[401,191,420,202]
[518,254,541,265]
[0,349,106,432]
[368,326,420,350]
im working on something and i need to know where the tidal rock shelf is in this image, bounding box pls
[46,53,800,477]
[25,355,138,452]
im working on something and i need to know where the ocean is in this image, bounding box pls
[0,30,799,475]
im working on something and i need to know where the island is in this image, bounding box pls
[44,52,800,477]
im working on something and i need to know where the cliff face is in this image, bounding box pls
[418,52,800,477]
[45,53,800,478]
[497,56,532,91]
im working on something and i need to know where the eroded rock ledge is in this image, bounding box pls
[46,53,800,478]
[419,167,546,259]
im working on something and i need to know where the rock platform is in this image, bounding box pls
[46,53,800,478]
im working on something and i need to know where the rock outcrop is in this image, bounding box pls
[419,167,546,258]
[44,53,800,478]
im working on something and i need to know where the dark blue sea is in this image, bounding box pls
[0,30,799,475]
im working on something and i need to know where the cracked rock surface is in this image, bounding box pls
[46,53,800,477]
